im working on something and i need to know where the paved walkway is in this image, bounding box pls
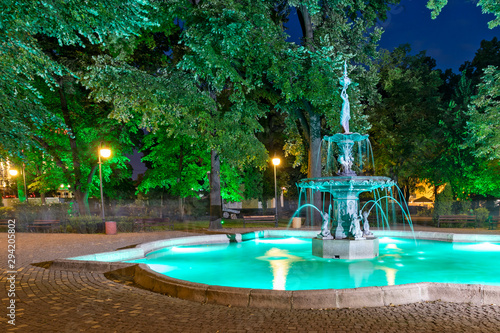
[2,227,500,332]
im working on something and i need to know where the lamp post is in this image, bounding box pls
[22,162,27,201]
[98,144,111,223]
[272,157,281,227]
[8,168,20,200]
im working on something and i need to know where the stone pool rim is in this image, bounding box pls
[52,230,500,309]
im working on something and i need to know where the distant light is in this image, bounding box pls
[221,221,224,224]
[100,148,111,158]
[67,185,71,188]
[60,184,64,188]
[9,169,18,176]
[272,157,280,166]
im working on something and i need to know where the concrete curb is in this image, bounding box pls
[53,230,500,309]
[132,264,500,309]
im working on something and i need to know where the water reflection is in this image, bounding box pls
[256,248,303,290]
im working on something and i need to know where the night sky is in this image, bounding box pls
[285,0,499,72]
[379,0,499,72]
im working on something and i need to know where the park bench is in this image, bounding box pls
[243,215,277,228]
[0,219,15,229]
[437,215,476,228]
[134,218,173,232]
[487,216,500,230]
[29,220,61,232]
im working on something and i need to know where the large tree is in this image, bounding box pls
[83,0,281,228]
[368,45,443,202]
[269,1,398,224]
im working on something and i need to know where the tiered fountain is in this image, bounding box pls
[295,62,410,259]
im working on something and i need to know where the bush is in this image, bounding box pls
[12,202,71,231]
[67,216,103,233]
[0,206,14,218]
[416,206,433,217]
[112,216,135,233]
[474,207,490,227]
[433,183,453,222]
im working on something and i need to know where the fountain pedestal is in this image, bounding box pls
[312,238,379,259]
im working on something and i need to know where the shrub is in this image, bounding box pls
[67,216,103,234]
[433,183,453,222]
[0,206,14,218]
[474,207,490,227]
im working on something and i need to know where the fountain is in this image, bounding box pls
[293,62,412,259]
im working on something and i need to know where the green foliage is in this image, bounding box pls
[0,0,156,150]
[0,207,14,218]
[12,202,71,231]
[368,45,443,194]
[474,207,490,224]
[433,184,453,221]
[466,66,500,160]
[67,215,102,233]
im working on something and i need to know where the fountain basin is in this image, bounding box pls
[55,230,500,309]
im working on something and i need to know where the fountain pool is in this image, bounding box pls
[128,235,500,291]
[62,230,500,309]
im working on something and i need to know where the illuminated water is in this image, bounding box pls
[129,237,500,290]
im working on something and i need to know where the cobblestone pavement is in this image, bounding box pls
[2,228,500,332]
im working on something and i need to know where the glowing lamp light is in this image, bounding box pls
[100,148,111,158]
[8,169,18,176]
[60,184,64,188]
[272,157,281,166]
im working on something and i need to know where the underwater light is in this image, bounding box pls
[255,237,309,245]
[453,242,500,252]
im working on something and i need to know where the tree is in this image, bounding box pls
[0,0,156,150]
[83,1,282,228]
[268,1,397,224]
[466,66,500,160]
[366,45,443,202]
[138,132,244,219]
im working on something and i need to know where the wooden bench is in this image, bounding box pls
[29,220,61,232]
[134,218,173,232]
[243,215,277,228]
[487,216,500,230]
[437,215,476,228]
[0,219,15,228]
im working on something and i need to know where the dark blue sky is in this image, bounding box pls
[285,1,499,72]
[379,0,499,72]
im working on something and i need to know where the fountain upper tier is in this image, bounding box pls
[297,176,395,196]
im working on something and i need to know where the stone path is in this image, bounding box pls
[2,228,500,332]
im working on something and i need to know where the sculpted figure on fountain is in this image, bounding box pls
[349,212,365,240]
[318,212,334,239]
[361,210,374,237]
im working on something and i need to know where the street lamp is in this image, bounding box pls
[272,157,281,227]
[98,145,112,223]
[8,168,26,202]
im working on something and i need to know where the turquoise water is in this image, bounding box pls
[129,237,500,290]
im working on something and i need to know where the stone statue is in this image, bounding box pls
[349,212,364,240]
[339,60,351,134]
[361,210,373,237]
[318,212,333,239]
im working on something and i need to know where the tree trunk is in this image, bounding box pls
[40,192,46,205]
[58,78,87,215]
[208,149,222,230]
[179,197,184,221]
